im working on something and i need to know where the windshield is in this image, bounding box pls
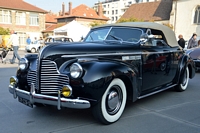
[84,27,143,43]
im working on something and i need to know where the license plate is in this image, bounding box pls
[18,97,33,108]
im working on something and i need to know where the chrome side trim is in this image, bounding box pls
[61,50,181,58]
[9,84,90,109]
[138,84,177,99]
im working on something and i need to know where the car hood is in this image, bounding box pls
[187,47,200,59]
[40,41,140,59]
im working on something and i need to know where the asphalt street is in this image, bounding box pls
[0,50,200,133]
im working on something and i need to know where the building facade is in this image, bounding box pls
[0,0,47,47]
[56,2,109,27]
[170,0,200,40]
[93,0,156,23]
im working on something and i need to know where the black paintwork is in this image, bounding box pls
[16,27,196,106]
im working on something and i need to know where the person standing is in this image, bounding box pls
[187,33,198,49]
[178,34,185,49]
[26,36,31,45]
[7,30,21,64]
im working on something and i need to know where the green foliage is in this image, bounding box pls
[116,17,143,23]
[0,27,10,35]
[163,23,173,29]
[90,21,107,27]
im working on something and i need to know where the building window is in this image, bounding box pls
[0,10,11,23]
[108,11,109,14]
[112,17,114,21]
[116,16,118,21]
[16,12,26,25]
[29,13,39,26]
[112,10,114,15]
[115,10,118,14]
[194,6,200,24]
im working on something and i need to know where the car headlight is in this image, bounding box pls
[70,63,83,78]
[19,58,29,71]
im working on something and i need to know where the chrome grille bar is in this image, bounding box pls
[27,59,69,95]
[40,60,69,94]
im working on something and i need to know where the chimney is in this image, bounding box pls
[98,2,103,17]
[69,2,72,15]
[62,2,65,16]
[59,10,62,16]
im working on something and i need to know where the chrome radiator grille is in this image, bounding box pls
[27,59,38,89]
[27,59,69,94]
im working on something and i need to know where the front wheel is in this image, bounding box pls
[92,78,127,124]
[175,66,189,91]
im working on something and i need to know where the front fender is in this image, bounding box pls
[17,54,38,90]
[60,60,138,104]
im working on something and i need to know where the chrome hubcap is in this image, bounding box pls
[106,86,122,115]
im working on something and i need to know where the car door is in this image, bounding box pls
[141,40,177,94]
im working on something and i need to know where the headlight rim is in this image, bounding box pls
[70,62,83,78]
[19,57,29,71]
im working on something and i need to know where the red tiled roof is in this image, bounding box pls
[0,0,47,13]
[121,0,172,21]
[57,4,109,20]
[42,23,66,32]
[46,13,58,23]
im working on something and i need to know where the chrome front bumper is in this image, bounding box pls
[9,83,90,109]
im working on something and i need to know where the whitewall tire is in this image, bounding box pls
[92,78,127,124]
[176,66,189,92]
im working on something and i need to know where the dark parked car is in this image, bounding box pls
[186,46,200,71]
[9,22,195,124]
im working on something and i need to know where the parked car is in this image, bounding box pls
[9,22,195,124]
[186,46,200,71]
[44,35,73,44]
[25,41,42,53]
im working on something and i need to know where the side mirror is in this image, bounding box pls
[140,33,149,44]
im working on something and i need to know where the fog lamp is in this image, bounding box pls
[10,76,18,86]
[62,85,72,97]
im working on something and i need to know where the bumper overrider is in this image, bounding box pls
[9,76,90,110]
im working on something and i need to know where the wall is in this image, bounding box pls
[0,9,46,47]
[170,0,200,40]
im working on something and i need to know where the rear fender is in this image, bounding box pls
[174,54,195,84]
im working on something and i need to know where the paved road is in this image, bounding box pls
[1,50,200,133]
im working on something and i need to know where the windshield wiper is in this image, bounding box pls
[108,34,123,41]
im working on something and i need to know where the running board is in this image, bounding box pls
[138,84,177,99]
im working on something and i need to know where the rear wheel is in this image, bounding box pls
[176,66,189,91]
[92,78,127,124]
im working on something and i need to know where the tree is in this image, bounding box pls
[162,23,173,30]
[116,17,143,23]
[90,21,107,27]
[0,27,10,35]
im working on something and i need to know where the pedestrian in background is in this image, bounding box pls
[26,36,31,45]
[187,33,198,49]
[178,34,185,49]
[7,30,21,64]
[33,37,38,44]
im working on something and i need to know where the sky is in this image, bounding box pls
[24,0,99,13]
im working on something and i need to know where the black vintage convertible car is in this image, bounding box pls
[9,22,195,124]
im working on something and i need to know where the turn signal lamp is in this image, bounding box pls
[62,85,72,97]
